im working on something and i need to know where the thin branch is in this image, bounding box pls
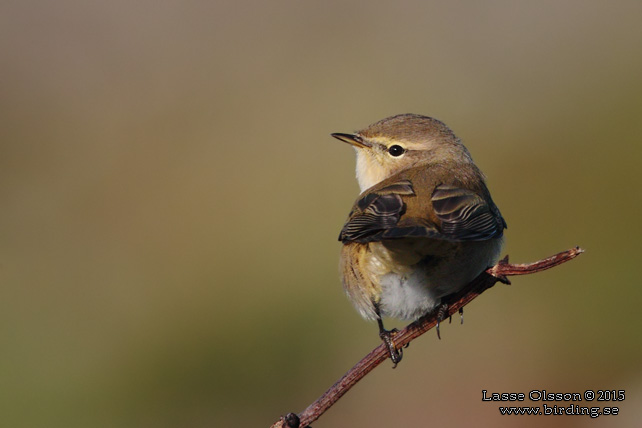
[270,246,584,428]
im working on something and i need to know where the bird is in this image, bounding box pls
[332,113,506,364]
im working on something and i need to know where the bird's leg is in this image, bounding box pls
[435,303,449,340]
[375,305,403,367]
[436,304,464,339]
[377,318,403,367]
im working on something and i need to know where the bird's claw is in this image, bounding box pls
[436,303,449,340]
[379,328,403,368]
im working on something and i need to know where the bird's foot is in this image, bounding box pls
[435,303,449,340]
[436,305,464,339]
[379,328,403,368]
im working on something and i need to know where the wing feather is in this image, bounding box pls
[431,184,505,241]
[339,181,506,244]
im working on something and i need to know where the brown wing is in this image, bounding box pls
[339,180,506,244]
[431,184,506,241]
[339,180,444,243]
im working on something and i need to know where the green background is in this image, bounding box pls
[1,1,640,427]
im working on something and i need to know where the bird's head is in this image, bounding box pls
[332,114,474,191]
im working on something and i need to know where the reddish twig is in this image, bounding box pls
[270,247,584,428]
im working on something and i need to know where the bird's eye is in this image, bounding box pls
[388,145,405,157]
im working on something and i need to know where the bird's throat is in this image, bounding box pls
[355,150,391,192]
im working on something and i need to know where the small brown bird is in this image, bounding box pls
[332,114,506,364]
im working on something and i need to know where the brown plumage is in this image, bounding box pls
[333,113,506,340]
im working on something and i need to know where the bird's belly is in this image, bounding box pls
[378,268,440,321]
[374,238,503,321]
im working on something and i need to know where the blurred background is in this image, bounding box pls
[1,1,641,427]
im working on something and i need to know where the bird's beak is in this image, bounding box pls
[331,133,370,149]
